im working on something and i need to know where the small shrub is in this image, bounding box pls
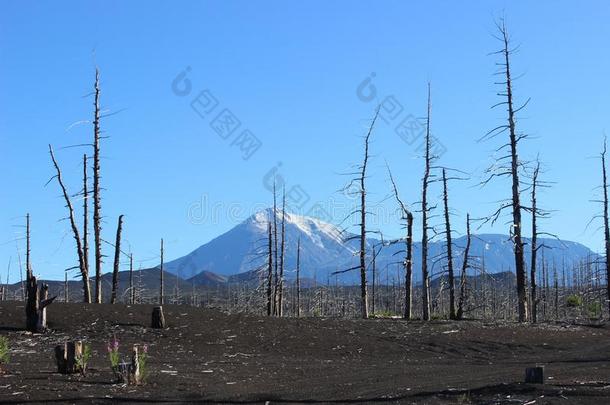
[588,302,602,318]
[138,344,149,383]
[566,294,582,308]
[0,336,9,369]
[76,344,91,374]
[107,338,121,369]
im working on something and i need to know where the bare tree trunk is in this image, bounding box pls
[272,183,279,316]
[111,215,124,304]
[530,161,540,323]
[82,154,89,296]
[49,145,90,303]
[93,69,103,304]
[64,271,68,303]
[26,214,32,283]
[278,188,286,317]
[159,238,164,305]
[602,140,610,318]
[457,214,471,320]
[296,236,301,318]
[266,221,273,316]
[129,254,134,305]
[421,84,432,321]
[499,23,528,322]
[442,169,456,319]
[405,212,413,319]
[357,109,379,319]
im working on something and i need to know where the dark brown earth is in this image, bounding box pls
[0,301,609,404]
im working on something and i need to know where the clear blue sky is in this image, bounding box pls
[1,1,609,282]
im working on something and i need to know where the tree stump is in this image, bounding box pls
[525,366,544,384]
[55,341,83,374]
[26,276,56,333]
[151,306,165,329]
[129,345,141,385]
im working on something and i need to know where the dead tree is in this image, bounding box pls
[129,253,134,305]
[93,68,103,304]
[602,139,610,317]
[529,161,539,323]
[272,183,279,315]
[442,169,457,319]
[278,188,286,316]
[48,145,90,303]
[24,216,56,332]
[387,166,414,320]
[110,215,124,304]
[159,238,164,305]
[356,109,379,318]
[481,20,529,322]
[82,154,89,291]
[457,214,472,320]
[421,84,433,321]
[266,221,273,316]
[296,236,301,318]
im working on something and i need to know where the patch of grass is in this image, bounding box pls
[0,336,9,366]
[566,294,582,308]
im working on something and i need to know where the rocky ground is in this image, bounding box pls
[0,301,609,404]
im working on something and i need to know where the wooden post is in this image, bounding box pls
[54,341,83,374]
[152,306,165,328]
[129,345,141,385]
[525,366,544,384]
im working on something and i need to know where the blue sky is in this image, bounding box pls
[1,1,609,282]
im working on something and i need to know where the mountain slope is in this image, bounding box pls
[164,209,597,284]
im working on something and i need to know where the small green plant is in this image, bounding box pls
[0,336,9,369]
[76,344,91,374]
[107,338,121,369]
[139,344,149,383]
[566,294,582,308]
[588,302,602,318]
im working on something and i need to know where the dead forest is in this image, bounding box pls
[1,21,609,329]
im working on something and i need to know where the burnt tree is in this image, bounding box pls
[266,220,273,316]
[49,145,90,303]
[387,166,414,320]
[602,140,610,317]
[159,238,164,305]
[278,188,286,316]
[442,168,457,319]
[93,68,103,304]
[421,83,433,321]
[457,213,472,320]
[110,215,124,304]
[296,236,301,318]
[481,20,529,322]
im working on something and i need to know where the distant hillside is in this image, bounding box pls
[161,209,597,284]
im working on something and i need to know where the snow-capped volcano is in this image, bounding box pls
[164,209,360,280]
[164,209,596,284]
